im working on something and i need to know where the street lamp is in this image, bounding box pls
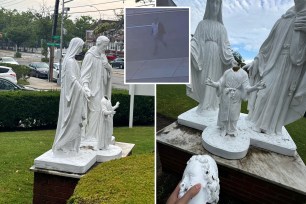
[89,5,102,21]
[57,0,73,85]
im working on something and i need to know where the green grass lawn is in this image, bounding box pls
[0,126,154,204]
[157,84,306,163]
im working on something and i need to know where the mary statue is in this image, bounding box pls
[52,37,85,155]
[191,0,236,114]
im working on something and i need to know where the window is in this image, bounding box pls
[0,80,15,90]
[0,68,9,73]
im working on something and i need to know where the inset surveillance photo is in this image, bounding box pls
[125,7,190,83]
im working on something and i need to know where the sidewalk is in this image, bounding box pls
[26,77,61,90]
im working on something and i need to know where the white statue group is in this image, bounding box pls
[191,0,306,137]
[52,36,119,156]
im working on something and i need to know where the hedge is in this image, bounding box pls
[68,153,154,204]
[0,90,154,130]
[0,63,30,81]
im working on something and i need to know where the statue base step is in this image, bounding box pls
[97,145,123,162]
[202,126,250,159]
[34,141,134,174]
[34,150,96,174]
[178,106,218,130]
[179,107,297,157]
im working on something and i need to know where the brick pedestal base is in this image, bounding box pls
[32,170,80,204]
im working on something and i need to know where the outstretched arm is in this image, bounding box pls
[246,80,266,93]
[205,77,219,89]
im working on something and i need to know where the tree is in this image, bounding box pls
[5,26,31,50]
[74,16,95,40]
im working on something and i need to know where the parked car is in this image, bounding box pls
[110,58,124,69]
[0,78,35,91]
[53,63,60,81]
[107,54,117,61]
[28,62,49,78]
[0,57,19,65]
[0,66,17,84]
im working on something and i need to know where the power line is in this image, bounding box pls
[1,0,25,7]
[69,0,123,9]
[69,7,123,15]
[1,0,23,7]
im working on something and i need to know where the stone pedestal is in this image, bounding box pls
[157,122,306,203]
[31,142,135,204]
[179,108,297,159]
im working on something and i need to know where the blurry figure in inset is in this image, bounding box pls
[151,17,167,55]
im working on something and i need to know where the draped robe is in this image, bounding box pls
[191,20,235,113]
[248,7,306,135]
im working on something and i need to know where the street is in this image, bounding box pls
[0,49,128,90]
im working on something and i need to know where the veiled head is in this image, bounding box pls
[204,0,223,24]
[64,37,84,60]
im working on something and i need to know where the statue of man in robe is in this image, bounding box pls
[81,36,112,141]
[244,0,306,135]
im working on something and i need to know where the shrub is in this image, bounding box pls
[0,90,154,130]
[68,153,154,204]
[0,63,30,81]
[14,52,21,58]
[41,58,49,63]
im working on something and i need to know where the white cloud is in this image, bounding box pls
[174,0,294,58]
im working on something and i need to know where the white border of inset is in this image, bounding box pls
[124,6,191,85]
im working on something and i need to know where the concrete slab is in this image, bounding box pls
[202,125,250,159]
[34,149,96,174]
[34,141,135,174]
[178,107,218,130]
[96,145,123,162]
[179,108,297,157]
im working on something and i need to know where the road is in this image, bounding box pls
[0,49,128,90]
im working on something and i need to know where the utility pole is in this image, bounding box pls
[49,0,60,82]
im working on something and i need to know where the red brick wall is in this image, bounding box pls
[157,142,306,204]
[33,172,79,204]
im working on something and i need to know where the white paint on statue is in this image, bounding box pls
[190,0,236,114]
[81,36,112,141]
[245,1,306,135]
[34,36,124,174]
[97,97,119,150]
[205,67,265,137]
[52,37,86,156]
[179,155,220,204]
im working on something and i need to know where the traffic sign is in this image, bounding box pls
[52,35,60,40]
[47,42,60,47]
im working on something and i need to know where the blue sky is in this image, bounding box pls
[174,0,294,63]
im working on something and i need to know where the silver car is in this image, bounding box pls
[0,57,19,65]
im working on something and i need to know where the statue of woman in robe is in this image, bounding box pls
[52,37,85,156]
[245,0,306,135]
[191,0,236,114]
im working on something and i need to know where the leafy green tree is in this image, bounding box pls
[74,16,95,40]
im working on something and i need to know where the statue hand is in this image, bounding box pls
[205,77,216,87]
[83,86,92,98]
[255,80,266,90]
